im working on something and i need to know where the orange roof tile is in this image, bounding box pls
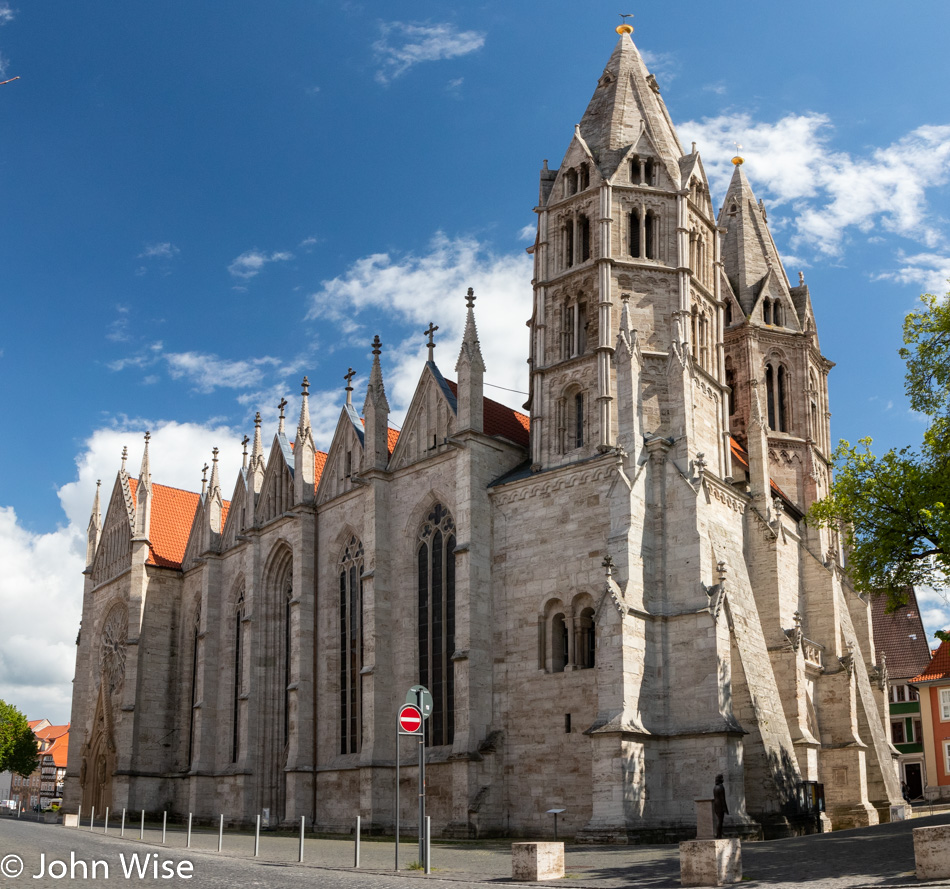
[314,451,328,487]
[128,478,228,569]
[729,436,796,509]
[388,427,400,455]
[445,381,530,448]
[49,734,69,768]
[912,639,950,684]
[35,723,69,741]
[871,588,932,682]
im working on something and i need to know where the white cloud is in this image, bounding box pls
[873,251,950,295]
[373,22,485,85]
[138,242,179,260]
[164,351,286,393]
[679,114,950,258]
[517,223,536,242]
[307,232,532,421]
[640,49,677,84]
[0,5,13,25]
[228,249,293,279]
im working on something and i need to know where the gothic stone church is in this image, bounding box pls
[65,25,904,841]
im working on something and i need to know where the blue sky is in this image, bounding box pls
[2,1,950,723]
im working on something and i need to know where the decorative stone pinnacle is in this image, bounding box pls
[144,430,151,446]
[301,376,309,396]
[602,554,614,578]
[201,463,209,483]
[212,447,219,462]
[242,435,249,453]
[278,397,288,419]
[793,610,802,627]
[254,411,261,428]
[425,322,439,362]
[372,334,382,357]
[466,287,476,309]
[96,479,101,488]
[695,452,707,476]
[621,292,630,304]
[344,367,355,405]
[121,446,128,470]
[799,271,805,285]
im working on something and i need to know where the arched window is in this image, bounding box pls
[232,592,245,763]
[644,158,656,185]
[551,613,568,672]
[765,362,787,432]
[763,299,772,325]
[564,168,578,197]
[724,298,733,327]
[630,155,641,184]
[564,222,574,269]
[629,209,641,257]
[283,579,292,745]
[774,301,784,327]
[578,215,591,262]
[418,504,456,746]
[645,211,657,260]
[188,605,200,767]
[574,392,585,448]
[339,536,364,754]
[577,607,596,668]
[579,162,590,191]
[562,303,575,360]
[725,359,736,417]
[777,365,787,432]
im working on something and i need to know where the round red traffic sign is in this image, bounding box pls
[398,703,423,734]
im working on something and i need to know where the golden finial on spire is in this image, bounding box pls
[616,13,634,35]
[732,142,744,166]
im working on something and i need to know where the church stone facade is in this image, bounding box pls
[65,26,904,841]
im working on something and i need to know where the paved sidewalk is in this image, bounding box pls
[55,810,950,888]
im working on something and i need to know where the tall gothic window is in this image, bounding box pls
[232,592,245,763]
[578,215,591,262]
[725,360,736,417]
[577,607,596,668]
[564,222,574,269]
[765,362,787,432]
[418,504,456,746]
[574,392,585,448]
[629,209,640,258]
[188,605,200,766]
[339,536,364,754]
[645,211,657,259]
[579,162,590,190]
[283,578,292,745]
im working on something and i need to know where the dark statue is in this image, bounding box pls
[713,773,729,838]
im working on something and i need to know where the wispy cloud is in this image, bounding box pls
[873,251,950,295]
[373,22,485,85]
[228,249,293,279]
[680,113,950,260]
[138,242,179,260]
[0,5,14,25]
[307,232,532,422]
[165,351,285,393]
[640,49,677,85]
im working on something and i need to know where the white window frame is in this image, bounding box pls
[940,688,950,722]
[944,740,950,775]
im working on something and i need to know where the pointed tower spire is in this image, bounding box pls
[133,431,152,540]
[209,447,220,496]
[294,376,316,504]
[208,446,223,533]
[298,376,311,437]
[363,334,391,470]
[251,412,264,469]
[85,480,102,568]
[455,287,485,433]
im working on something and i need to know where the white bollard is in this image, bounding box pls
[89,806,95,831]
[139,809,144,840]
[354,815,361,868]
[298,815,305,863]
[77,804,81,829]
[104,807,109,834]
[162,811,167,844]
[217,814,224,852]
[425,815,431,875]
[186,813,192,849]
[121,808,126,837]
[254,814,260,858]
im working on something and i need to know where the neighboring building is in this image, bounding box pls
[911,641,950,800]
[65,23,903,841]
[0,770,12,803]
[10,721,69,811]
[871,589,932,799]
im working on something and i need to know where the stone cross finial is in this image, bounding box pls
[793,610,802,628]
[372,334,382,357]
[278,397,288,418]
[212,446,219,462]
[695,452,708,480]
[254,411,261,428]
[465,287,476,309]
[241,435,249,469]
[301,376,309,396]
[121,446,128,471]
[621,292,630,304]
[344,367,355,405]
[144,430,151,444]
[425,322,439,362]
[96,479,101,490]
[201,463,209,494]
[602,554,614,578]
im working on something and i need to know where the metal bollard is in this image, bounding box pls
[427,815,434,874]
[140,810,144,841]
[217,814,224,852]
[162,811,167,844]
[89,806,95,831]
[121,808,126,837]
[76,804,81,828]
[298,815,305,863]
[186,813,192,849]
[254,814,260,858]
[354,815,361,868]
[104,807,109,834]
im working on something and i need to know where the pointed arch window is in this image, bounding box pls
[765,362,787,432]
[578,214,591,262]
[564,168,578,197]
[188,605,200,767]
[418,504,456,746]
[282,573,293,746]
[774,301,784,327]
[644,158,656,185]
[339,536,364,754]
[232,592,245,763]
[574,392,585,448]
[644,210,657,260]
[629,209,641,258]
[763,299,773,325]
[564,221,574,269]
[579,163,590,191]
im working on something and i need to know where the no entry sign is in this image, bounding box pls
[398,703,423,735]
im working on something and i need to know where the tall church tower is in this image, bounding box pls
[527,22,729,474]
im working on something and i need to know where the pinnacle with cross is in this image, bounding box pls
[344,367,355,405]
[278,397,288,419]
[144,430,151,445]
[301,376,309,396]
[602,554,614,578]
[425,322,439,362]
[372,335,382,357]
[121,446,128,470]
[201,463,209,482]
[212,446,219,462]
[466,287,476,309]
[242,435,249,453]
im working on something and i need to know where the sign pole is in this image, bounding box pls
[395,732,400,871]
[418,729,425,863]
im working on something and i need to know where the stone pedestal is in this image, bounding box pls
[889,804,911,822]
[512,842,564,881]
[63,814,79,828]
[914,825,950,881]
[679,839,741,887]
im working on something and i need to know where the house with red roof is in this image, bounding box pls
[911,639,950,800]
[871,588,933,799]
[66,25,902,841]
[8,721,68,811]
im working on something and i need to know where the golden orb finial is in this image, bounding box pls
[732,142,744,166]
[616,13,634,35]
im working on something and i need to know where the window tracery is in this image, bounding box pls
[339,536,364,754]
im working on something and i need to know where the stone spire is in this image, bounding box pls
[133,431,152,540]
[85,479,102,568]
[209,447,220,496]
[294,376,316,504]
[455,287,485,433]
[576,24,684,180]
[363,334,390,470]
[277,396,288,436]
[208,447,224,534]
[251,412,264,470]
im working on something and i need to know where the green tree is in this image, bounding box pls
[810,293,950,607]
[0,700,38,777]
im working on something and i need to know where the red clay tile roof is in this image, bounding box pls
[871,588,933,682]
[27,719,49,731]
[729,436,795,509]
[912,639,950,684]
[35,723,69,741]
[128,478,219,569]
[49,733,69,768]
[388,428,400,455]
[445,380,530,448]
[314,451,328,486]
